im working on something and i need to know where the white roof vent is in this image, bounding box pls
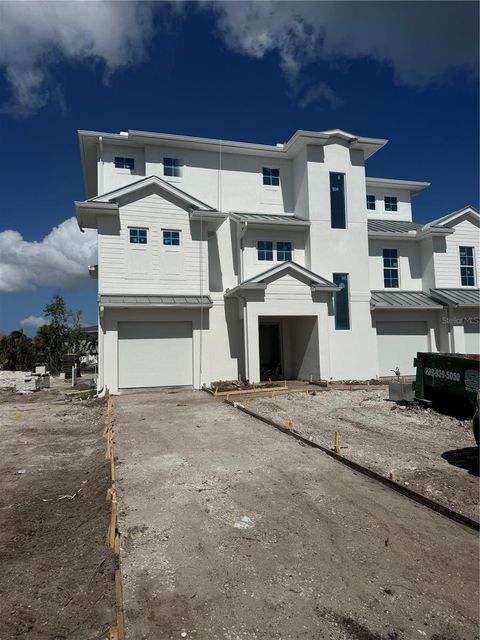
[276,143,284,148]
[119,131,128,136]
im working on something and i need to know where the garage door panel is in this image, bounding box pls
[377,321,429,377]
[464,321,479,354]
[118,321,192,388]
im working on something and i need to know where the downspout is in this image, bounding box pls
[240,295,249,382]
[199,213,204,389]
[239,221,248,283]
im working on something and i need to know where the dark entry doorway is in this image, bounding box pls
[259,323,282,380]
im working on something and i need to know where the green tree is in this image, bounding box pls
[0,330,36,371]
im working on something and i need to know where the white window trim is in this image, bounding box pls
[163,157,184,183]
[383,195,398,213]
[162,228,182,251]
[114,157,135,173]
[366,194,376,211]
[275,240,294,262]
[127,226,149,251]
[458,245,476,288]
[382,247,401,290]
[261,166,281,190]
[329,171,348,229]
[256,239,275,263]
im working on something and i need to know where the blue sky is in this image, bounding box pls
[0,1,478,335]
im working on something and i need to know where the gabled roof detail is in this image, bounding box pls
[90,175,216,211]
[423,206,479,229]
[371,290,443,310]
[429,288,480,308]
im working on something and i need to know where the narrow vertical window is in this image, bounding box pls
[459,246,475,286]
[366,194,376,210]
[383,249,399,288]
[330,173,346,228]
[333,274,350,330]
[384,196,398,212]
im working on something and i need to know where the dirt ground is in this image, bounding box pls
[248,388,479,522]
[0,379,115,639]
[113,389,479,640]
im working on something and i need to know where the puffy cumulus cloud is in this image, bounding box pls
[0,217,97,293]
[0,0,156,116]
[208,1,478,97]
[20,315,48,330]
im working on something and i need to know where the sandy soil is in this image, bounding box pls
[114,389,478,640]
[0,383,115,639]
[249,388,479,521]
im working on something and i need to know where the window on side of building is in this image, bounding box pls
[257,240,274,261]
[163,157,182,178]
[384,196,398,212]
[383,248,399,288]
[366,194,376,210]
[459,246,475,286]
[333,273,350,330]
[262,167,280,186]
[129,228,148,244]
[276,241,292,261]
[115,156,135,170]
[163,230,181,246]
[330,173,346,228]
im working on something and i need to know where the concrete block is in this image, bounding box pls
[16,376,40,393]
[39,374,50,389]
[389,382,415,402]
[35,366,47,375]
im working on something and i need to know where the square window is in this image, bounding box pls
[129,228,147,244]
[262,167,280,187]
[366,194,376,210]
[164,157,182,178]
[115,156,135,170]
[276,241,292,261]
[384,196,398,212]
[163,230,180,246]
[257,240,273,261]
[459,246,475,286]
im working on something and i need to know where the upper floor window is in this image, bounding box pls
[276,241,292,261]
[129,228,147,244]
[330,173,346,229]
[459,246,475,286]
[163,230,181,246]
[164,157,182,178]
[384,196,398,212]
[366,194,376,210]
[383,249,399,288]
[115,157,134,170]
[257,240,273,261]
[262,168,280,186]
[333,273,350,330]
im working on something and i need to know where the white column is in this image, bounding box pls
[246,307,260,383]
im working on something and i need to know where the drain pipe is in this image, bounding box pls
[199,213,204,389]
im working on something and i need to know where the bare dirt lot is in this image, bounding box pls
[0,381,115,639]
[114,389,479,640]
[248,388,479,522]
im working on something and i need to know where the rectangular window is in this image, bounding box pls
[459,246,475,286]
[262,167,280,186]
[115,156,135,170]
[276,241,292,261]
[257,240,273,261]
[129,228,147,244]
[333,273,350,330]
[163,230,180,246]
[384,196,398,212]
[383,248,399,288]
[366,194,376,210]
[163,157,182,178]
[330,173,346,228]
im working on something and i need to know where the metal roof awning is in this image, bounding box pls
[367,219,452,239]
[370,290,443,310]
[230,212,310,228]
[430,288,480,308]
[99,295,213,309]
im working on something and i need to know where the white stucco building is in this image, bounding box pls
[75,128,480,393]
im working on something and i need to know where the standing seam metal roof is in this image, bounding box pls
[367,220,422,234]
[370,290,443,309]
[99,294,213,307]
[429,288,480,307]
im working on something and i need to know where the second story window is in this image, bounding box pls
[163,230,181,246]
[459,246,475,286]
[366,194,376,210]
[333,273,350,330]
[262,168,280,186]
[257,240,273,261]
[383,248,399,288]
[384,196,398,212]
[164,157,182,178]
[330,173,346,229]
[115,156,135,170]
[129,228,147,244]
[276,241,292,261]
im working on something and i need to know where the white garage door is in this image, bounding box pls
[118,321,193,389]
[464,322,480,354]
[377,321,429,377]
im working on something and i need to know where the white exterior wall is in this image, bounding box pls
[433,216,480,288]
[241,228,308,281]
[369,239,424,291]
[365,186,413,221]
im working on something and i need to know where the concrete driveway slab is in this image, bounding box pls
[114,390,478,640]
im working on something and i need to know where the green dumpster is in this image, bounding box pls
[413,352,480,413]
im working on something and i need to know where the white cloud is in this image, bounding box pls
[299,82,343,109]
[0,217,97,293]
[0,0,156,116]
[20,315,48,330]
[208,1,478,93]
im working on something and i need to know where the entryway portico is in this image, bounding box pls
[225,262,339,383]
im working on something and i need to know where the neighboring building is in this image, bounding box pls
[75,128,479,393]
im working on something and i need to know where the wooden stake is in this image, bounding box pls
[334,431,340,454]
[389,470,397,482]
